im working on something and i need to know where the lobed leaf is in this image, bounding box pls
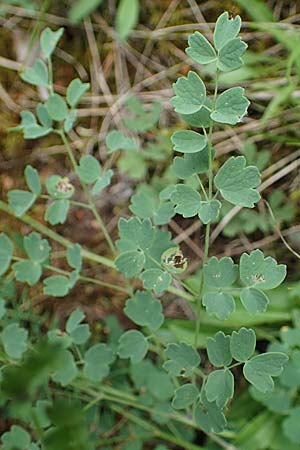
[171,71,206,114]
[213,11,241,50]
[214,156,261,207]
[24,232,50,263]
[240,249,287,290]
[0,234,13,276]
[170,184,201,218]
[140,269,172,294]
[202,292,235,320]
[211,87,250,125]
[8,190,36,217]
[243,352,288,393]
[124,291,164,331]
[46,94,68,121]
[205,369,234,408]
[66,78,90,108]
[206,331,232,367]
[118,330,148,364]
[83,343,115,382]
[45,199,70,225]
[25,165,41,196]
[40,27,64,59]
[172,383,199,409]
[163,342,200,377]
[218,38,247,72]
[240,287,269,314]
[186,31,217,64]
[204,256,238,288]
[171,130,207,154]
[230,327,256,362]
[1,323,28,359]
[20,59,48,87]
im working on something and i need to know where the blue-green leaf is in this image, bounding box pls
[115,250,145,278]
[46,94,68,121]
[211,87,250,125]
[205,369,234,408]
[214,156,261,207]
[83,343,115,381]
[230,327,256,362]
[124,290,164,331]
[24,232,50,263]
[240,287,269,314]
[186,32,217,64]
[0,234,13,276]
[202,292,235,320]
[206,331,232,367]
[171,71,206,114]
[40,27,64,58]
[66,78,90,108]
[172,383,199,409]
[218,38,247,72]
[43,275,70,297]
[8,190,36,217]
[213,11,241,50]
[76,155,101,184]
[25,165,41,195]
[171,130,207,153]
[243,352,288,393]
[13,260,42,285]
[1,323,28,359]
[170,184,201,218]
[116,0,139,41]
[140,269,172,294]
[118,330,148,364]
[163,342,200,377]
[45,199,70,225]
[20,59,48,87]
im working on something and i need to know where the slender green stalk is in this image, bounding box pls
[0,199,114,268]
[194,71,219,348]
[58,130,117,255]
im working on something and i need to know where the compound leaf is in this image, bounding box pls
[202,292,235,320]
[0,233,13,276]
[163,342,200,377]
[171,71,206,114]
[206,331,232,367]
[240,249,287,290]
[230,327,256,362]
[171,130,207,154]
[213,11,241,50]
[118,330,148,364]
[214,156,261,207]
[243,352,288,393]
[124,290,164,331]
[83,343,115,382]
[205,369,234,408]
[1,323,28,359]
[211,87,250,125]
[186,31,217,64]
[172,383,198,410]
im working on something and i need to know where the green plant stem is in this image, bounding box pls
[58,130,116,255]
[110,405,206,450]
[0,200,194,301]
[194,70,219,348]
[0,199,114,268]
